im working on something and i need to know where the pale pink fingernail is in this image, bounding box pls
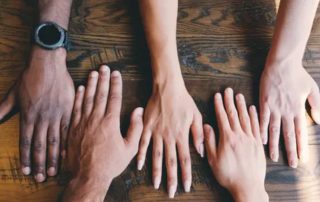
[154,176,161,189]
[35,173,45,182]
[184,180,191,193]
[22,167,31,175]
[168,185,176,198]
[137,160,144,171]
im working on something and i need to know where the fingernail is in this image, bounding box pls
[137,160,144,170]
[78,85,85,92]
[289,160,298,168]
[184,180,191,193]
[262,137,267,145]
[47,167,56,176]
[35,173,45,182]
[154,176,161,189]
[111,70,120,77]
[90,71,98,77]
[199,143,204,158]
[270,152,278,162]
[22,167,31,175]
[136,108,144,117]
[168,185,176,198]
[100,65,109,72]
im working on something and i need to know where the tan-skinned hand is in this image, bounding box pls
[63,66,143,202]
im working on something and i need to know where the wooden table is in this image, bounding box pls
[0,0,319,201]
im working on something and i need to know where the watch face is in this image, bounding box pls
[35,22,65,50]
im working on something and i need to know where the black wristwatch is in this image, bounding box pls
[33,22,70,50]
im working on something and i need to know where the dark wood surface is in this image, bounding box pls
[0,0,320,201]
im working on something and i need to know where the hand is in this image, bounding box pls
[0,47,75,182]
[137,77,204,198]
[64,66,144,202]
[205,88,268,202]
[259,59,320,167]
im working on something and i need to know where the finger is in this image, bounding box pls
[83,71,99,118]
[71,86,85,128]
[214,93,231,133]
[282,117,298,168]
[235,93,251,134]
[152,136,163,190]
[268,113,281,162]
[47,121,60,177]
[125,107,144,156]
[0,86,16,121]
[105,71,122,122]
[224,88,241,130]
[249,106,260,140]
[164,138,178,199]
[60,112,72,159]
[137,128,152,170]
[33,121,49,182]
[20,115,34,175]
[308,82,320,124]
[294,114,309,163]
[92,65,110,118]
[204,124,217,164]
[177,135,192,193]
[191,111,204,158]
[259,102,270,145]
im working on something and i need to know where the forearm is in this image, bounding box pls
[38,0,73,29]
[268,0,319,63]
[139,0,183,85]
[63,176,112,202]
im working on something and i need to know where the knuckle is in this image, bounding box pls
[109,94,122,102]
[20,137,31,149]
[96,93,108,103]
[153,149,162,159]
[180,156,191,167]
[34,140,44,153]
[270,125,279,134]
[168,157,176,168]
[84,96,94,107]
[48,135,59,146]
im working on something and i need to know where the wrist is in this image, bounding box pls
[230,184,268,202]
[63,174,112,202]
[28,46,67,70]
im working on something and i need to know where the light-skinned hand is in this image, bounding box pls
[137,78,204,198]
[205,88,268,202]
[260,60,320,167]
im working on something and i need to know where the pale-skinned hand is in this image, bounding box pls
[64,66,144,202]
[260,60,320,167]
[0,47,75,182]
[205,88,268,202]
[137,78,204,198]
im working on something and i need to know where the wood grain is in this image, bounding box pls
[0,0,320,201]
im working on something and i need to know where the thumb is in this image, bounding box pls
[308,82,320,124]
[125,107,144,156]
[204,124,217,166]
[0,85,17,121]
